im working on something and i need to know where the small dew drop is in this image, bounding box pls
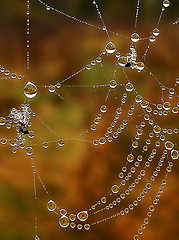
[149,35,156,43]
[109,79,117,88]
[125,82,134,92]
[0,117,6,126]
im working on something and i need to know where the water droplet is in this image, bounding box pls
[58,139,65,147]
[24,81,38,98]
[105,42,116,54]
[69,214,76,221]
[99,137,106,145]
[59,216,70,228]
[111,185,119,193]
[46,5,50,10]
[0,117,6,126]
[77,224,83,230]
[48,85,55,93]
[43,142,48,149]
[127,153,134,162]
[153,28,160,36]
[135,95,143,103]
[60,208,67,216]
[118,56,127,67]
[140,100,149,108]
[77,211,88,221]
[28,130,35,139]
[101,197,107,203]
[5,70,10,75]
[100,105,107,113]
[125,82,134,92]
[163,0,170,7]
[70,222,76,228]
[26,147,33,156]
[11,73,17,79]
[86,64,91,70]
[90,124,96,131]
[137,62,145,71]
[93,140,99,146]
[1,138,7,144]
[35,235,40,240]
[132,141,138,148]
[149,35,156,43]
[84,224,90,230]
[96,57,102,63]
[131,33,140,42]
[171,149,179,160]
[165,141,174,150]
[153,125,161,134]
[47,200,56,211]
[163,101,171,110]
[56,83,61,88]
[172,107,178,114]
[109,79,117,88]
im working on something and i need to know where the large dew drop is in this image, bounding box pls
[59,216,70,228]
[131,33,140,43]
[163,0,170,7]
[24,81,38,98]
[47,200,57,212]
[77,211,88,222]
[105,42,116,54]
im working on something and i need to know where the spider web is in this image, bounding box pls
[0,0,179,240]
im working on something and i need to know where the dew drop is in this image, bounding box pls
[0,117,6,126]
[149,35,156,43]
[125,82,134,92]
[59,216,70,228]
[105,42,116,54]
[1,138,7,144]
[153,28,160,36]
[60,208,67,216]
[171,150,179,160]
[46,5,50,10]
[127,153,134,162]
[26,146,33,156]
[100,105,107,113]
[47,200,56,211]
[24,81,38,98]
[84,224,90,230]
[99,137,106,145]
[48,85,55,93]
[111,185,119,193]
[77,211,88,221]
[118,56,127,67]
[43,142,48,149]
[163,0,170,7]
[165,141,174,150]
[131,33,140,43]
[109,79,117,88]
[137,62,145,71]
[69,214,76,221]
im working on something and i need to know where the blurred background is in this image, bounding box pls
[0,0,179,240]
